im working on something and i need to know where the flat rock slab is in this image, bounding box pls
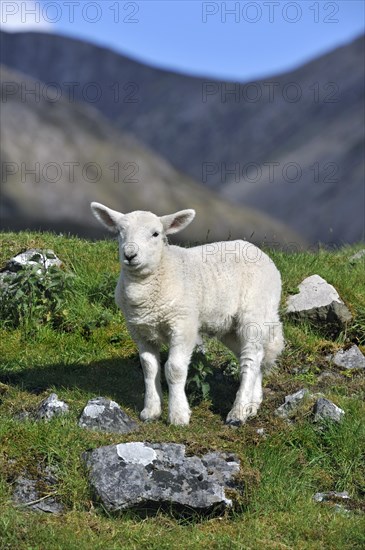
[313,397,345,423]
[36,393,69,421]
[79,397,138,434]
[327,345,365,370]
[83,442,240,513]
[286,275,352,333]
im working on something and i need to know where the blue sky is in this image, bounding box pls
[1,1,364,79]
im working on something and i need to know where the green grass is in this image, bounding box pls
[0,232,364,550]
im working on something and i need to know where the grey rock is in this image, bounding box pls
[12,476,63,514]
[313,491,350,503]
[275,388,310,418]
[36,393,69,421]
[328,345,365,370]
[79,397,138,434]
[256,428,266,437]
[83,442,240,512]
[313,397,345,423]
[286,275,352,333]
[349,249,365,263]
[5,249,62,272]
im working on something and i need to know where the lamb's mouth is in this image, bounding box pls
[123,259,141,269]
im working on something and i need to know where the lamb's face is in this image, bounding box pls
[90,202,196,277]
[117,211,165,275]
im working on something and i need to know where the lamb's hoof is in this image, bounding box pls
[225,417,244,427]
[226,403,259,426]
[168,409,191,426]
[225,411,247,426]
[140,407,161,422]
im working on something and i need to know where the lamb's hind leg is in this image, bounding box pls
[226,340,264,425]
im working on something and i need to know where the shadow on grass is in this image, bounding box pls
[108,500,231,524]
[0,354,145,412]
[0,351,239,420]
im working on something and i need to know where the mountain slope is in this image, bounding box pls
[0,65,302,245]
[1,30,363,244]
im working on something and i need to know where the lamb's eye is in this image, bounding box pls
[152,231,159,238]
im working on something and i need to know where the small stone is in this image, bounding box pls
[35,393,69,421]
[328,345,365,370]
[83,442,240,513]
[12,477,63,514]
[349,249,365,263]
[275,388,310,418]
[313,397,345,423]
[79,397,138,434]
[256,428,266,437]
[313,491,350,503]
[313,491,352,514]
[4,249,62,272]
[286,275,352,334]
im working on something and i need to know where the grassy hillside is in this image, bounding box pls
[0,232,364,550]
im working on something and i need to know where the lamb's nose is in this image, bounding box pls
[124,252,137,262]
[124,243,138,262]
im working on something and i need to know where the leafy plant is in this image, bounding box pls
[0,263,74,337]
[223,359,240,380]
[187,359,213,404]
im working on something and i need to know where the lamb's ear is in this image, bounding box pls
[90,202,123,233]
[160,209,195,235]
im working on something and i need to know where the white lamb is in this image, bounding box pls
[91,202,284,426]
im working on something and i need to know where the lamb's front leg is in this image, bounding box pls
[226,341,264,425]
[138,343,163,421]
[165,332,196,426]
